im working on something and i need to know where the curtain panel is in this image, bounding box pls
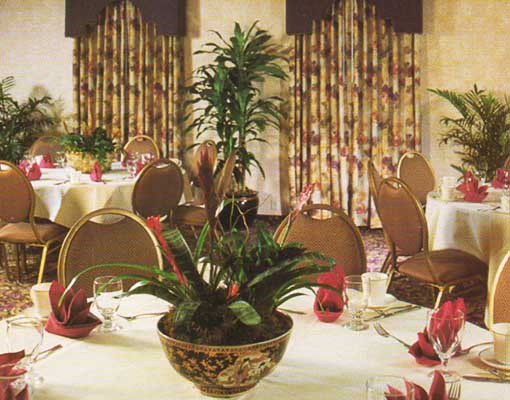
[72,0,184,157]
[288,0,420,227]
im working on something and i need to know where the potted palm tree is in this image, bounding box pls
[184,22,287,228]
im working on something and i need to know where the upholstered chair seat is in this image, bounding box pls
[0,222,67,243]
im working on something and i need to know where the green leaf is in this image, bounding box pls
[173,301,201,325]
[228,300,261,326]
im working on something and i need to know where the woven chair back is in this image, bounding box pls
[58,209,163,298]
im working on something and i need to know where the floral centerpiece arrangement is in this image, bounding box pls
[63,143,335,397]
[60,123,116,172]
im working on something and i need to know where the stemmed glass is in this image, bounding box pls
[366,376,415,400]
[126,152,140,178]
[54,151,66,168]
[94,276,123,332]
[342,275,369,331]
[426,309,465,383]
[6,316,44,385]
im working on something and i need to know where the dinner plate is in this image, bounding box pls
[479,347,510,372]
[367,294,398,309]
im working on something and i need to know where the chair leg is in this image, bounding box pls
[37,244,50,284]
[386,269,395,292]
[380,252,392,273]
[434,286,447,309]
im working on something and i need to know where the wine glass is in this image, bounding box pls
[54,151,66,168]
[94,276,123,332]
[6,316,44,385]
[366,376,415,400]
[126,155,139,178]
[426,309,465,383]
[342,275,369,331]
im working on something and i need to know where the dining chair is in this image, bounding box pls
[397,151,436,206]
[132,159,184,221]
[123,135,160,159]
[57,208,163,298]
[377,177,487,308]
[274,204,367,277]
[0,161,67,283]
[28,135,63,160]
[488,251,510,327]
[504,155,510,171]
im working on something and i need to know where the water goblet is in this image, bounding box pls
[342,275,369,331]
[54,151,66,168]
[426,309,465,383]
[94,276,123,332]
[366,376,415,400]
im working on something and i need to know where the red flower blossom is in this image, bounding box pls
[227,283,240,300]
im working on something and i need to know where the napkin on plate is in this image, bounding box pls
[45,281,101,338]
[0,351,29,400]
[386,371,447,400]
[25,163,41,181]
[90,161,103,182]
[456,171,488,202]
[313,265,345,323]
[491,168,510,189]
[38,154,55,169]
[408,298,466,366]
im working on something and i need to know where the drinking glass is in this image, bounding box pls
[366,376,415,400]
[426,309,465,382]
[54,151,66,168]
[0,363,33,399]
[6,316,44,385]
[342,275,369,331]
[94,276,123,332]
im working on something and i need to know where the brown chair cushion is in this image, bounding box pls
[493,254,510,324]
[399,249,487,284]
[0,222,67,243]
[173,205,207,227]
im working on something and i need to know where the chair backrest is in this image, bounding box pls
[489,252,510,326]
[504,155,510,171]
[274,204,367,276]
[124,135,160,158]
[28,135,63,159]
[0,161,35,223]
[377,177,427,257]
[368,161,383,200]
[58,208,163,298]
[397,151,436,205]
[132,159,184,219]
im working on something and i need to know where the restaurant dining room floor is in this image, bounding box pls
[0,224,487,328]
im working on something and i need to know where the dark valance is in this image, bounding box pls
[65,0,186,37]
[286,0,422,35]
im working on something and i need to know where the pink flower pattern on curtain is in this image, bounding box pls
[72,0,184,157]
[288,0,420,227]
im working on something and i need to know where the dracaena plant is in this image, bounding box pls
[63,142,335,345]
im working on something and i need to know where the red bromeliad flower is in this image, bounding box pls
[146,216,187,285]
[227,283,240,300]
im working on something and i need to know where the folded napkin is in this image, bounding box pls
[90,161,103,182]
[386,371,447,400]
[456,171,488,202]
[492,168,510,189]
[38,154,55,169]
[314,265,345,323]
[135,159,145,177]
[409,298,465,366]
[18,160,29,174]
[25,163,41,181]
[0,351,29,400]
[45,281,101,338]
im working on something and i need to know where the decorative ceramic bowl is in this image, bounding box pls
[66,152,114,173]
[157,312,292,398]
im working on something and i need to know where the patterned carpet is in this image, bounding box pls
[0,227,487,328]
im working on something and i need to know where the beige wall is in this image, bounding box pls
[2,0,510,212]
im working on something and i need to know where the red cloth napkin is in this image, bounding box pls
[386,371,447,400]
[314,265,345,323]
[45,281,101,338]
[90,161,103,182]
[38,154,55,168]
[456,171,488,202]
[409,298,466,366]
[0,351,29,400]
[18,160,28,174]
[134,159,145,176]
[25,163,41,181]
[492,168,510,189]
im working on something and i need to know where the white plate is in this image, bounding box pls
[367,294,398,309]
[479,347,510,371]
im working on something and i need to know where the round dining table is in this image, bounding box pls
[6,294,504,399]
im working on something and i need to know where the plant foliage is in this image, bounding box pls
[60,126,116,164]
[430,85,510,180]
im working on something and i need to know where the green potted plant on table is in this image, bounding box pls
[184,22,287,228]
[430,85,510,181]
[0,76,55,163]
[63,143,335,398]
[60,124,117,173]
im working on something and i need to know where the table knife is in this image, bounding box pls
[463,375,510,383]
[365,305,420,321]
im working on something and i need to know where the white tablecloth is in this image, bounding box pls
[6,295,504,399]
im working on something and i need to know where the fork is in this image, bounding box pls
[447,381,461,400]
[117,311,167,321]
[456,341,492,356]
[373,323,411,348]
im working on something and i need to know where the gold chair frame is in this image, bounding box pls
[123,135,161,159]
[488,251,510,328]
[397,151,436,205]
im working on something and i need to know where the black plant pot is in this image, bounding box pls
[219,190,259,230]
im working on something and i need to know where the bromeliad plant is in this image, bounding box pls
[63,142,335,345]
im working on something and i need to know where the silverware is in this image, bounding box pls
[54,180,69,186]
[488,368,510,380]
[365,304,420,322]
[118,311,167,321]
[462,374,510,383]
[373,323,411,349]
[447,381,461,399]
[457,341,493,356]
[34,344,62,362]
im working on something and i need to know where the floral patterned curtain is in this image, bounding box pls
[289,0,420,227]
[72,0,184,157]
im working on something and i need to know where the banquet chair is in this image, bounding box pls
[0,161,67,283]
[377,177,487,308]
[132,159,184,221]
[274,204,367,276]
[124,135,160,158]
[58,208,163,298]
[504,155,510,171]
[28,135,63,160]
[397,151,436,206]
[488,252,510,327]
